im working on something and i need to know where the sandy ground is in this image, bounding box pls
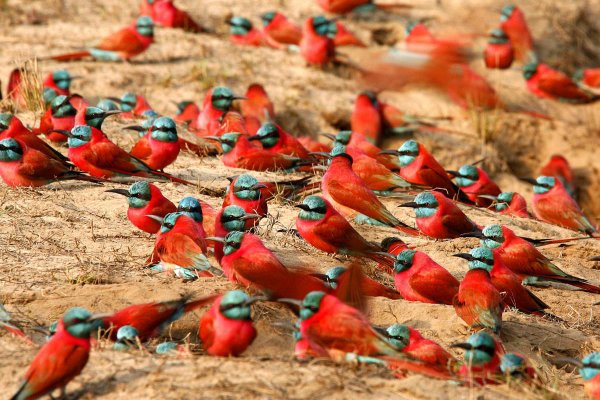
[0,0,599,399]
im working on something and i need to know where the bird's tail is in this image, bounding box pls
[62,172,107,185]
[150,170,195,185]
[0,321,35,345]
[182,294,220,313]
[394,223,419,236]
[49,51,92,62]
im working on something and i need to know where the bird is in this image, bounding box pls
[323,265,401,300]
[213,205,260,263]
[139,0,205,33]
[35,95,77,143]
[50,16,154,62]
[573,68,600,89]
[300,16,336,66]
[248,122,309,158]
[539,155,576,198]
[199,290,260,356]
[399,191,480,239]
[43,69,75,97]
[11,308,104,400]
[333,21,365,47]
[483,191,530,218]
[484,28,514,69]
[112,92,153,119]
[228,16,268,47]
[316,0,411,14]
[322,153,418,235]
[260,11,302,46]
[0,137,100,187]
[194,87,246,136]
[351,91,383,144]
[522,63,599,104]
[177,196,217,239]
[465,224,600,293]
[500,353,537,382]
[452,253,503,333]
[222,174,268,229]
[173,101,200,126]
[105,181,176,234]
[447,164,501,208]
[129,116,181,171]
[523,176,598,235]
[577,352,600,399]
[0,304,34,345]
[322,130,401,171]
[451,332,504,385]
[382,323,453,367]
[392,249,459,305]
[295,195,395,267]
[239,83,275,135]
[499,5,534,63]
[211,231,327,299]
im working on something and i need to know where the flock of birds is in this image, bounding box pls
[1,0,600,399]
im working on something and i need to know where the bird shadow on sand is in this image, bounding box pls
[68,368,148,399]
[133,55,197,65]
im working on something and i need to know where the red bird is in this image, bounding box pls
[452,257,503,333]
[324,265,401,300]
[228,16,268,47]
[486,191,530,218]
[298,136,331,153]
[35,95,77,143]
[525,176,598,235]
[523,63,599,104]
[451,332,504,385]
[383,323,453,367]
[51,16,154,62]
[499,5,534,63]
[400,192,480,239]
[333,21,365,47]
[380,140,466,201]
[106,181,176,234]
[112,92,153,119]
[65,124,191,184]
[43,69,74,97]
[11,308,102,400]
[467,224,600,293]
[540,154,575,197]
[351,91,382,144]
[484,28,514,69]
[261,11,302,46]
[404,22,435,48]
[295,195,395,267]
[573,68,600,88]
[213,205,260,263]
[448,164,501,208]
[6,68,25,107]
[239,83,275,134]
[213,231,327,300]
[381,237,410,256]
[129,116,181,171]
[199,290,259,356]
[248,122,309,158]
[300,16,336,66]
[173,101,200,125]
[177,196,217,239]
[317,0,411,14]
[102,295,217,341]
[0,137,99,187]
[195,87,245,136]
[392,249,459,305]
[322,153,418,235]
[222,174,268,229]
[455,248,550,316]
[500,353,537,382]
[140,0,205,33]
[322,130,401,171]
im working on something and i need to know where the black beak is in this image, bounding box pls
[460,231,485,239]
[319,133,336,141]
[249,183,268,190]
[446,170,460,178]
[244,295,268,306]
[378,150,400,156]
[589,256,600,262]
[399,201,419,208]
[295,204,311,211]
[277,298,303,307]
[105,97,123,104]
[309,151,332,159]
[103,110,123,117]
[232,95,247,101]
[123,125,146,133]
[450,342,473,350]
[105,189,130,197]
[519,177,538,185]
[247,135,261,141]
[205,236,226,243]
[453,253,475,261]
[51,129,72,138]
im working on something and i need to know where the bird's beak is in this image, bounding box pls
[105,189,130,197]
[241,213,261,221]
[450,342,473,350]
[594,301,600,306]
[69,75,82,80]
[556,357,584,367]
[123,125,146,132]
[309,151,332,159]
[460,231,485,239]
[399,201,419,208]
[589,256,600,262]
[51,129,72,138]
[295,204,311,211]
[247,135,261,141]
[453,253,475,261]
[226,175,238,183]
[105,97,123,104]
[103,110,123,117]
[244,295,268,306]
[319,133,336,141]
[205,236,226,243]
[446,170,460,178]
[146,215,164,224]
[519,177,538,185]
[204,136,222,142]
[477,194,498,201]
[277,298,303,307]
[378,150,400,156]
[232,95,247,101]
[249,183,268,190]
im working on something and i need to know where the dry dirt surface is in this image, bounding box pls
[1,0,600,399]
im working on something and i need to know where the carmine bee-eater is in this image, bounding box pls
[577,353,600,399]
[295,195,395,267]
[573,68,600,89]
[51,16,154,62]
[36,95,77,143]
[539,155,575,197]
[451,332,504,384]
[300,16,336,67]
[523,63,599,104]
[404,22,435,47]
[110,92,153,119]
[213,205,260,262]
[178,196,217,238]
[382,323,453,367]
[454,247,551,317]
[484,28,514,69]
[524,176,598,235]
[261,11,302,46]
[333,21,365,47]
[43,69,75,97]
[392,249,459,305]
[112,325,139,351]
[448,164,501,208]
[101,294,218,341]
[400,192,480,239]
[500,353,537,382]
[222,174,267,229]
[65,125,191,184]
[11,308,103,400]
[212,231,327,299]
[322,153,418,235]
[0,113,70,164]
[316,0,411,14]
[499,5,534,63]
[173,101,200,125]
[452,254,503,333]
[381,237,409,255]
[299,136,331,153]
[195,87,246,136]
[465,224,600,293]
[129,116,181,171]
[0,138,100,187]
[0,304,33,345]
[380,140,466,201]
[484,191,530,218]
[239,83,275,135]
[228,17,268,47]
[248,122,309,158]
[351,91,382,144]
[322,130,401,171]
[199,290,260,357]
[106,181,176,234]
[140,0,205,33]
[97,98,120,112]
[74,105,122,129]
[323,265,401,299]
[148,212,217,280]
